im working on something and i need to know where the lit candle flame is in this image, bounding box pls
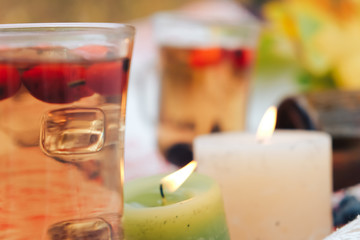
[256,106,277,142]
[160,161,197,193]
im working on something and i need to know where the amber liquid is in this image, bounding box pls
[0,46,130,240]
[157,46,254,166]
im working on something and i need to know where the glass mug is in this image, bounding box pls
[153,13,260,166]
[0,23,134,240]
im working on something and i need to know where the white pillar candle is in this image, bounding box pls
[194,130,333,240]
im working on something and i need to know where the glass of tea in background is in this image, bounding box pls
[153,13,260,166]
[0,23,134,240]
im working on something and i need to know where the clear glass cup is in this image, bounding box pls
[0,23,135,240]
[153,13,260,166]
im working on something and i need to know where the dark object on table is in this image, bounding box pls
[165,143,193,167]
[276,90,360,191]
[333,195,360,227]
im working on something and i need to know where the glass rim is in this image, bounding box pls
[152,12,260,28]
[0,22,135,34]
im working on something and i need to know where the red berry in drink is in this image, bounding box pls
[0,64,21,101]
[189,48,223,68]
[86,60,129,96]
[229,48,254,69]
[22,63,93,103]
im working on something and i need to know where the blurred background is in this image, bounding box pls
[0,0,193,23]
[0,0,261,23]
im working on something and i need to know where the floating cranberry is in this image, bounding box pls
[0,64,21,101]
[189,48,223,68]
[228,48,254,69]
[86,60,129,96]
[22,63,93,104]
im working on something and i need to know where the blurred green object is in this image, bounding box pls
[297,68,336,91]
[255,28,297,74]
[257,0,360,91]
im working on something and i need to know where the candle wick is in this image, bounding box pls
[160,184,165,198]
[160,184,167,205]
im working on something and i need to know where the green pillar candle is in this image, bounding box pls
[123,172,230,240]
